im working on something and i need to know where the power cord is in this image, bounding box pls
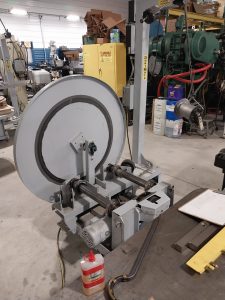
[57,227,66,289]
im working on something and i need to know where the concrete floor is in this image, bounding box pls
[0,126,224,300]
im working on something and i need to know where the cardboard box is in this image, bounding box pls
[84,9,126,41]
[97,38,109,44]
[103,17,119,29]
[153,116,166,136]
[63,50,79,61]
[102,11,121,21]
[217,0,224,18]
[153,98,167,117]
[152,98,167,136]
[116,20,126,36]
[167,19,176,32]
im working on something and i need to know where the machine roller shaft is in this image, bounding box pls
[78,183,109,208]
[112,165,155,190]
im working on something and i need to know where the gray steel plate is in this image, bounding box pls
[14,76,125,201]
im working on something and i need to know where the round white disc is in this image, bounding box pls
[14,76,125,201]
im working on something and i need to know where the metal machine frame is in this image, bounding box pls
[132,0,151,164]
[53,139,172,254]
[14,1,175,254]
[51,12,175,248]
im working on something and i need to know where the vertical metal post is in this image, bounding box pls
[39,15,47,63]
[0,38,20,116]
[132,0,152,164]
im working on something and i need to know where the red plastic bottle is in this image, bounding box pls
[80,250,105,296]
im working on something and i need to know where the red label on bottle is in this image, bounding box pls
[82,264,104,276]
[83,277,105,289]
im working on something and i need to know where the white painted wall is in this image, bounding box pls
[0,0,128,48]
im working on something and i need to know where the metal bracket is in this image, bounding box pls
[70,132,85,153]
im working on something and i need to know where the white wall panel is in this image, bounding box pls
[0,0,128,48]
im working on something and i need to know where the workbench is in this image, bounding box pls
[103,189,225,300]
[53,189,225,300]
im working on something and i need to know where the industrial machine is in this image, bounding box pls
[13,0,224,268]
[147,11,225,127]
[28,68,51,92]
[14,76,173,253]
[123,0,225,132]
[149,15,220,76]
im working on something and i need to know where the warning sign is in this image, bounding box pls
[143,55,148,81]
[158,0,173,7]
[99,51,112,62]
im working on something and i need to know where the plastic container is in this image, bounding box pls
[165,100,183,138]
[167,85,184,101]
[80,250,105,296]
[165,119,183,138]
[110,29,120,43]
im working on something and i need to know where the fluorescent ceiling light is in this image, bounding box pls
[66,15,80,21]
[10,8,27,16]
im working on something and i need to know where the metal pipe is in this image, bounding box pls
[107,217,160,300]
[78,183,108,208]
[114,167,154,190]
[39,15,47,63]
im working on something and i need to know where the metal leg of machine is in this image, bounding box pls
[0,117,9,141]
[132,0,151,164]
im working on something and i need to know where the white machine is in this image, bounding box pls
[28,69,51,92]
[14,76,173,253]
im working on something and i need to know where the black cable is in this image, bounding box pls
[107,217,160,300]
[0,18,7,32]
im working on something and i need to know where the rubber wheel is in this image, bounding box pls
[121,159,135,173]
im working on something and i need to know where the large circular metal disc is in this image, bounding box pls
[14,76,125,201]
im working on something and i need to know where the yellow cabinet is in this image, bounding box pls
[83,43,126,97]
[83,44,99,79]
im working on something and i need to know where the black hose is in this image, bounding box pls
[107,217,160,300]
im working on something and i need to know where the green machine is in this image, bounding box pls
[149,16,221,76]
[148,14,225,132]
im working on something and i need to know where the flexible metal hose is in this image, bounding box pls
[107,217,160,300]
